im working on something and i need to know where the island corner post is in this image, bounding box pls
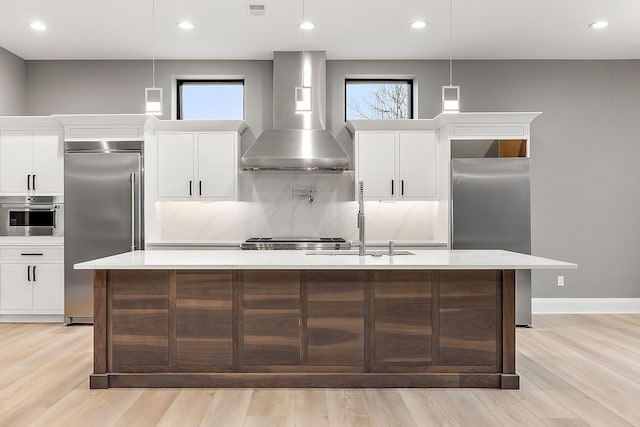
[90,267,518,390]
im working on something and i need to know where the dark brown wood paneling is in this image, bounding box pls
[364,272,374,372]
[233,270,243,372]
[110,270,169,370]
[106,372,503,389]
[306,271,365,366]
[431,272,441,366]
[502,270,516,374]
[439,270,498,367]
[176,270,233,368]
[373,271,432,366]
[169,271,177,368]
[243,271,301,365]
[93,270,107,374]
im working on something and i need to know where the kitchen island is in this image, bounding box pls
[75,250,575,390]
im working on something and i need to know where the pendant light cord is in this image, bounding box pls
[301,0,305,52]
[449,0,453,86]
[152,0,156,88]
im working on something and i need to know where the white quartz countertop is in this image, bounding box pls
[74,249,576,271]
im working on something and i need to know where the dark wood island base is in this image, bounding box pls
[91,269,517,389]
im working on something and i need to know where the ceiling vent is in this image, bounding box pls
[248,4,266,16]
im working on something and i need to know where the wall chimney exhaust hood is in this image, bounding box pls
[241,51,349,171]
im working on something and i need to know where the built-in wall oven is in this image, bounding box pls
[0,196,64,237]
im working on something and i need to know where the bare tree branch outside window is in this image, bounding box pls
[346,81,412,120]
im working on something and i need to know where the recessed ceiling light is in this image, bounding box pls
[588,21,608,29]
[29,22,47,31]
[299,21,315,30]
[177,21,194,30]
[411,20,427,29]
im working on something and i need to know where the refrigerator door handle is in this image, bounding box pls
[130,172,136,251]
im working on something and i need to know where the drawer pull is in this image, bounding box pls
[21,253,44,256]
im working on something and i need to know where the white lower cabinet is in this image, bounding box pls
[0,246,64,319]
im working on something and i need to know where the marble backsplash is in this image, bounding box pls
[154,171,440,243]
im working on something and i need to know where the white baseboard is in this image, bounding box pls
[533,298,640,314]
[0,315,64,323]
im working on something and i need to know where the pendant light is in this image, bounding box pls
[145,0,162,115]
[442,0,460,114]
[295,0,312,114]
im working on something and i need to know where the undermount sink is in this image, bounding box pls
[305,249,414,256]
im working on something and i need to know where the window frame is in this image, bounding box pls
[344,78,414,122]
[176,79,245,120]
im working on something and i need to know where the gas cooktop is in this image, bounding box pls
[241,237,350,250]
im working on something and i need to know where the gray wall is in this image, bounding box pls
[26,60,272,144]
[21,58,640,299]
[328,60,640,299]
[0,47,26,115]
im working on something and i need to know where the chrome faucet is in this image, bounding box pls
[357,180,366,256]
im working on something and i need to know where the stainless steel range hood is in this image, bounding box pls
[241,51,349,171]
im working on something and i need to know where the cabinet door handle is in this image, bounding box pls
[391,180,394,195]
[27,174,31,190]
[27,265,31,282]
[33,175,36,190]
[33,265,37,282]
[199,180,202,196]
[401,180,405,196]
[189,180,192,196]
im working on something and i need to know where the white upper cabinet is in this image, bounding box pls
[157,133,195,198]
[357,132,396,199]
[356,131,438,200]
[197,133,236,199]
[398,132,437,198]
[0,131,64,195]
[156,131,238,201]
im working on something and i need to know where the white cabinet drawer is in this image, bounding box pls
[0,246,63,261]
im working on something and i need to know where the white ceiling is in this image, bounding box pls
[1,0,639,61]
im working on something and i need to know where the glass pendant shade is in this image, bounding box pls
[145,87,163,115]
[295,86,312,113]
[442,85,460,113]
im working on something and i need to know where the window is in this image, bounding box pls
[177,80,244,120]
[345,79,413,121]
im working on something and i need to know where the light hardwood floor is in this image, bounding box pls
[1,314,639,426]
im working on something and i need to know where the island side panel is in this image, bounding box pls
[501,269,518,389]
[242,271,302,367]
[175,270,234,370]
[372,270,433,370]
[438,270,499,370]
[109,270,170,372]
[306,270,365,367]
[90,270,108,389]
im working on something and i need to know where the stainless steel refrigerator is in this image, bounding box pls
[64,141,143,324]
[451,158,532,326]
